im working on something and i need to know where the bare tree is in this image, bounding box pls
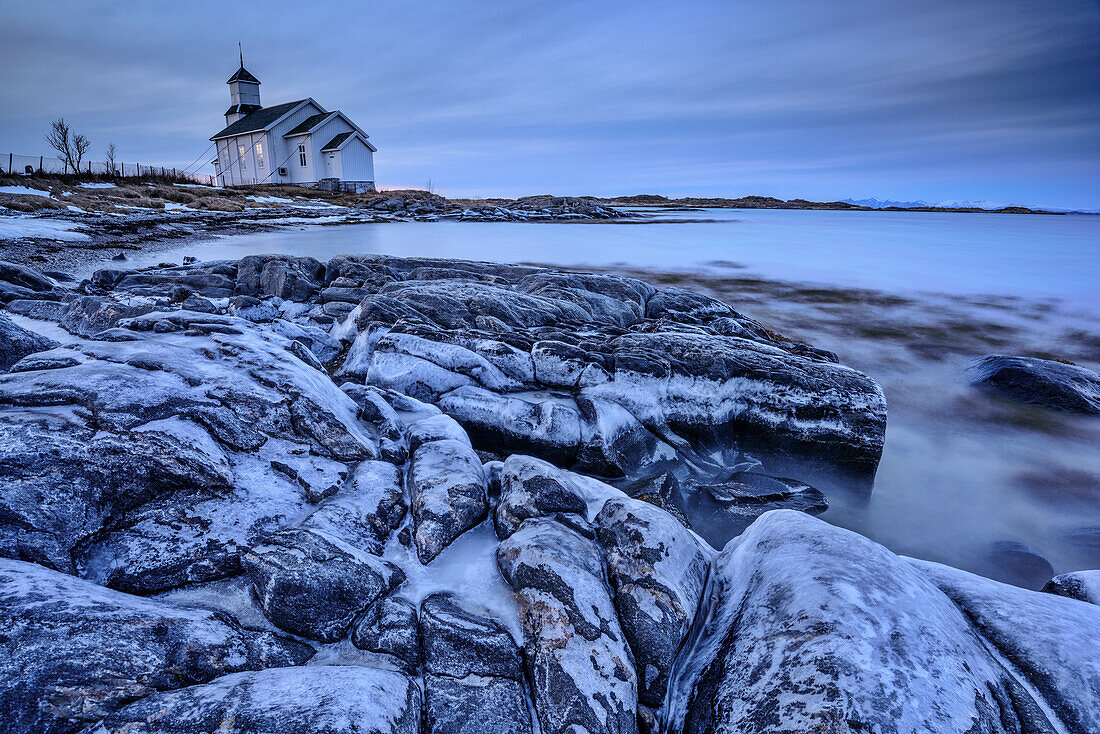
[105,143,118,175]
[73,133,90,173]
[45,118,74,173]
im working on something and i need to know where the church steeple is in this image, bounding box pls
[225,44,261,125]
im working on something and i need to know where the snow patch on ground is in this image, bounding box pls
[77,182,116,189]
[0,216,89,241]
[0,186,50,197]
[248,195,296,204]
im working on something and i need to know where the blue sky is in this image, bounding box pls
[1,0,1098,208]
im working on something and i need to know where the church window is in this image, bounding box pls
[255,142,264,167]
[299,144,307,167]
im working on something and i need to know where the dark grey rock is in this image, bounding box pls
[351,596,420,671]
[243,527,405,641]
[495,454,588,539]
[60,295,154,337]
[90,666,420,734]
[971,355,1100,414]
[0,558,312,734]
[0,260,62,302]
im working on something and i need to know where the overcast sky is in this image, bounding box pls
[1,0,1098,208]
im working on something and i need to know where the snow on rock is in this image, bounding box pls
[300,460,407,555]
[0,557,312,734]
[87,666,420,734]
[498,516,639,734]
[1043,569,1100,605]
[663,509,1096,734]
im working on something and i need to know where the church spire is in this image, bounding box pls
[225,47,261,125]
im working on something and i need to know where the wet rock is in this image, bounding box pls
[410,438,487,563]
[667,510,1096,734]
[243,527,405,641]
[0,312,56,370]
[0,558,312,734]
[420,592,523,680]
[301,460,407,554]
[90,666,420,734]
[498,516,638,734]
[351,596,420,671]
[986,540,1055,589]
[971,355,1100,414]
[595,497,711,707]
[1043,570,1100,605]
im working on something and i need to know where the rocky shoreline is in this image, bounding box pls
[0,252,1098,733]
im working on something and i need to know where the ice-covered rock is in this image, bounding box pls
[420,592,523,680]
[410,437,487,563]
[971,355,1100,415]
[498,516,638,734]
[243,527,405,641]
[1043,569,1100,604]
[914,558,1100,734]
[0,558,312,734]
[595,497,711,707]
[86,666,420,734]
[663,510,1099,734]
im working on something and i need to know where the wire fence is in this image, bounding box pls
[3,152,215,186]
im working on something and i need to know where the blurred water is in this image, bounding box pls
[140,208,1100,585]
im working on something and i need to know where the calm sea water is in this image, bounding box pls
[134,208,1100,586]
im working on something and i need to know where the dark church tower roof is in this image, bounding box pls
[227,66,260,85]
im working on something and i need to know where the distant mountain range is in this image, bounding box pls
[841,197,1097,214]
[841,197,1012,210]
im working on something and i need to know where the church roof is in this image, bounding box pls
[227,66,260,84]
[284,112,337,137]
[321,132,354,151]
[211,99,310,140]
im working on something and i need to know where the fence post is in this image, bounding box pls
[39,156,43,174]
[7,153,11,175]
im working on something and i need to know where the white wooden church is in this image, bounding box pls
[211,58,376,191]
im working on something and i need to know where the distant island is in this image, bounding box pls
[589,193,1064,214]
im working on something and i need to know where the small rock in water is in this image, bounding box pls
[970,354,1100,414]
